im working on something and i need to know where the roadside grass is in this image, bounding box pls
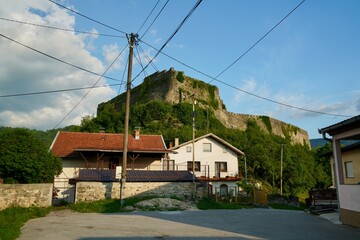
[68,195,179,213]
[0,206,52,240]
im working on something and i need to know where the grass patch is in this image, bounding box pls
[0,206,52,240]
[197,198,245,210]
[68,195,179,213]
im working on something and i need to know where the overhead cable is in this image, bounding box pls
[136,0,161,34]
[138,44,159,72]
[0,17,125,38]
[131,0,202,83]
[139,0,170,39]
[0,33,123,82]
[48,0,127,35]
[140,40,352,118]
[210,0,306,82]
[0,83,123,98]
[53,43,129,129]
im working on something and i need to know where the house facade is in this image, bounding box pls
[329,142,360,186]
[168,133,245,196]
[50,130,179,202]
[319,115,360,228]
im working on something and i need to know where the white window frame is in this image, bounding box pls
[203,143,212,152]
[345,161,354,178]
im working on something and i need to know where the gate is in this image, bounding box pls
[53,177,76,204]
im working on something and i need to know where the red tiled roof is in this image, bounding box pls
[50,131,168,157]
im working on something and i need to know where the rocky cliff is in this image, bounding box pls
[98,68,310,146]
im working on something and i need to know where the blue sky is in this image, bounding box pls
[0,0,359,139]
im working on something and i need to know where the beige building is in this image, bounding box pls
[319,115,360,228]
[330,143,360,186]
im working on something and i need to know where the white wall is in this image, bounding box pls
[169,137,239,178]
[338,185,360,212]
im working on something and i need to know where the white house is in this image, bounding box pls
[319,115,360,228]
[168,133,245,196]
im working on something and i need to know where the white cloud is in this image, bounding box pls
[0,0,116,130]
[103,43,125,71]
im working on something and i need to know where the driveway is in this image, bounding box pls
[18,209,360,240]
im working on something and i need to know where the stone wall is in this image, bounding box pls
[0,184,53,210]
[75,181,205,203]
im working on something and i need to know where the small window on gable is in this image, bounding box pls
[186,146,192,152]
[345,161,354,178]
[203,143,212,152]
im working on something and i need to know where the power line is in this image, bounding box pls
[131,0,202,83]
[140,40,353,118]
[118,57,129,95]
[48,0,127,35]
[139,0,170,40]
[53,43,128,129]
[210,0,306,82]
[0,17,125,38]
[0,83,122,98]
[134,44,148,79]
[137,43,159,72]
[0,33,123,82]
[136,0,160,34]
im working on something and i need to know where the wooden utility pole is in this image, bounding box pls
[192,94,196,183]
[120,33,136,207]
[280,144,284,196]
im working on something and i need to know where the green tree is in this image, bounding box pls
[312,143,332,188]
[0,128,62,183]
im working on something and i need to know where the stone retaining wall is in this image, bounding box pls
[0,183,53,210]
[75,182,205,203]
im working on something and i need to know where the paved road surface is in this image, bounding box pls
[18,209,360,240]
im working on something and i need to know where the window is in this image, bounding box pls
[215,162,227,172]
[187,161,201,171]
[186,146,192,152]
[203,143,212,152]
[345,161,354,178]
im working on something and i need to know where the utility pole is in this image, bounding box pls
[244,156,247,184]
[280,144,284,196]
[192,94,196,183]
[206,108,209,133]
[120,33,137,207]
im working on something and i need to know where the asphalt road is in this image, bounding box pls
[18,209,360,240]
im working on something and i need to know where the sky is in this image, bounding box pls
[0,0,359,139]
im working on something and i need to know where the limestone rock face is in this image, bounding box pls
[98,68,309,146]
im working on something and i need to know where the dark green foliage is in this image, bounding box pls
[259,116,272,133]
[176,71,185,83]
[81,103,124,133]
[0,128,62,183]
[0,206,52,240]
[312,143,332,188]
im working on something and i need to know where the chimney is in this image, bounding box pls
[175,138,179,147]
[135,127,141,140]
[169,142,173,149]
